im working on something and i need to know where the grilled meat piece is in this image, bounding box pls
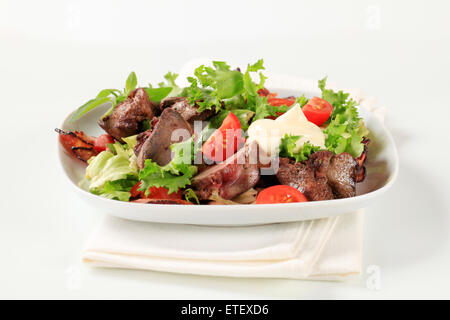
[276,150,358,201]
[192,142,260,200]
[355,138,370,183]
[135,108,193,168]
[160,96,216,124]
[326,153,357,198]
[98,88,158,141]
[277,153,334,201]
[134,117,159,156]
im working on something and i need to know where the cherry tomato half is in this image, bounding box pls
[94,134,115,152]
[301,97,333,126]
[255,185,308,204]
[266,97,296,119]
[202,112,243,162]
[267,97,296,107]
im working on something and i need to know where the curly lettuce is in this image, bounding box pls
[179,59,286,120]
[279,134,321,162]
[319,77,369,158]
[138,139,198,195]
[138,160,197,195]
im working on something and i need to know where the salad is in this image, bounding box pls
[56,60,369,205]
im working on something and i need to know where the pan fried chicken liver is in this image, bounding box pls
[277,154,334,201]
[160,97,216,124]
[276,150,358,201]
[191,142,260,200]
[98,88,158,141]
[135,108,193,168]
[326,152,358,198]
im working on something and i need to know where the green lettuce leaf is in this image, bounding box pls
[144,87,172,102]
[138,138,199,195]
[184,188,200,204]
[177,59,288,122]
[242,59,266,104]
[319,77,369,158]
[85,141,139,201]
[295,95,309,108]
[125,72,137,93]
[209,109,255,131]
[121,135,138,150]
[239,59,290,120]
[71,71,175,122]
[138,160,197,195]
[86,152,137,190]
[70,72,137,122]
[184,62,244,112]
[70,96,113,122]
[91,178,138,202]
[252,95,290,120]
[279,134,321,162]
[170,123,214,166]
[181,59,269,115]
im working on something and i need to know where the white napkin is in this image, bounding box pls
[82,60,382,280]
[83,210,363,280]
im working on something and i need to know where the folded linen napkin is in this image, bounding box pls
[82,60,382,280]
[83,210,363,280]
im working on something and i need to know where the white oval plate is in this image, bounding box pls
[58,88,398,226]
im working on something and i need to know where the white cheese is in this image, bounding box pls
[247,104,325,156]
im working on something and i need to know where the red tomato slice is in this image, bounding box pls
[267,97,296,107]
[130,182,182,200]
[202,112,243,162]
[302,97,333,126]
[93,134,115,152]
[258,88,297,118]
[266,97,296,119]
[255,185,308,204]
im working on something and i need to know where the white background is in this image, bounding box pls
[1,0,449,299]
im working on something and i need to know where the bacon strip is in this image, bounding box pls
[56,128,99,162]
[131,198,193,205]
[355,138,370,182]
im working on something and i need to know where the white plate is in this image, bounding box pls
[58,88,399,226]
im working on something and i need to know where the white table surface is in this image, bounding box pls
[1,0,449,299]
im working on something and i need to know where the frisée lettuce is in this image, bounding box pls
[319,77,369,158]
[279,134,321,162]
[138,139,198,195]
